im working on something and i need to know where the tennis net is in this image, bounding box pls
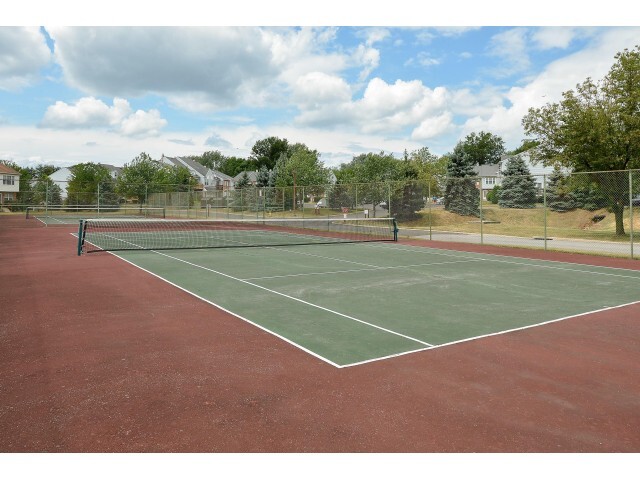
[77,217,398,255]
[27,206,166,222]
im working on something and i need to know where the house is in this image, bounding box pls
[233,170,258,186]
[48,167,73,200]
[100,163,122,180]
[46,164,123,200]
[0,163,20,205]
[474,150,557,200]
[161,155,235,198]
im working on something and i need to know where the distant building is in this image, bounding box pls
[48,167,73,200]
[0,163,20,205]
[474,150,557,200]
[161,155,234,195]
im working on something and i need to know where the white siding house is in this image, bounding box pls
[161,155,235,196]
[48,167,73,200]
[474,150,557,200]
[0,163,20,205]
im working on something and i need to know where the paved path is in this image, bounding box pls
[398,227,639,259]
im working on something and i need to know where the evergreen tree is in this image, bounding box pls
[498,156,537,209]
[443,145,480,217]
[256,165,270,187]
[546,166,576,212]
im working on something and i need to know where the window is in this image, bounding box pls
[2,175,15,185]
[485,177,495,185]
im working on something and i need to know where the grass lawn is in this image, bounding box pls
[401,204,640,242]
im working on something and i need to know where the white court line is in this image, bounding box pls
[364,242,640,281]
[149,249,433,347]
[74,233,640,369]
[108,252,342,368]
[241,258,485,281]
[340,299,640,368]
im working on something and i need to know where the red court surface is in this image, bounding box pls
[1,215,639,452]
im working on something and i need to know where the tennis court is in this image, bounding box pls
[79,218,640,367]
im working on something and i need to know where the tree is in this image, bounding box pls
[33,178,63,206]
[249,137,289,170]
[486,185,500,204]
[391,158,425,220]
[498,156,537,209]
[522,46,640,234]
[457,131,505,166]
[116,153,169,205]
[256,165,270,188]
[443,144,480,216]
[67,163,118,206]
[193,150,225,170]
[546,166,577,212]
[509,139,540,156]
[274,147,329,210]
[218,156,250,177]
[407,147,448,196]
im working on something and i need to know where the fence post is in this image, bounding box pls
[543,174,547,251]
[479,178,483,245]
[630,170,634,259]
[428,182,432,241]
[97,183,101,214]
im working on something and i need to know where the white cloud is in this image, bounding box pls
[48,27,278,109]
[487,27,531,77]
[292,72,351,108]
[532,27,577,50]
[352,44,381,81]
[411,112,454,140]
[417,52,441,67]
[0,27,51,91]
[40,97,167,137]
[460,27,640,148]
[118,109,167,137]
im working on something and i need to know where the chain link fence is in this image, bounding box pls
[3,170,639,258]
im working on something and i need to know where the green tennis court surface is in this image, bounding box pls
[106,241,640,368]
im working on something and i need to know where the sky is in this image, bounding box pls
[1,1,638,170]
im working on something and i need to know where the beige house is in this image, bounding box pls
[0,163,20,205]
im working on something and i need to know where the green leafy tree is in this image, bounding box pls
[67,163,117,206]
[193,150,225,170]
[498,157,538,208]
[523,46,640,234]
[457,131,505,166]
[33,178,63,206]
[339,152,401,215]
[116,153,170,205]
[274,146,329,210]
[443,144,480,216]
[509,139,540,156]
[407,147,448,196]
[486,185,501,204]
[249,137,289,170]
[391,159,425,220]
[218,156,251,177]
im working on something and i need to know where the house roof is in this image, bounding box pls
[475,164,501,177]
[0,163,20,175]
[99,163,122,174]
[210,170,234,182]
[162,155,209,177]
[234,170,258,182]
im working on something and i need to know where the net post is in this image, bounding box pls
[77,220,85,256]
[393,218,398,241]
